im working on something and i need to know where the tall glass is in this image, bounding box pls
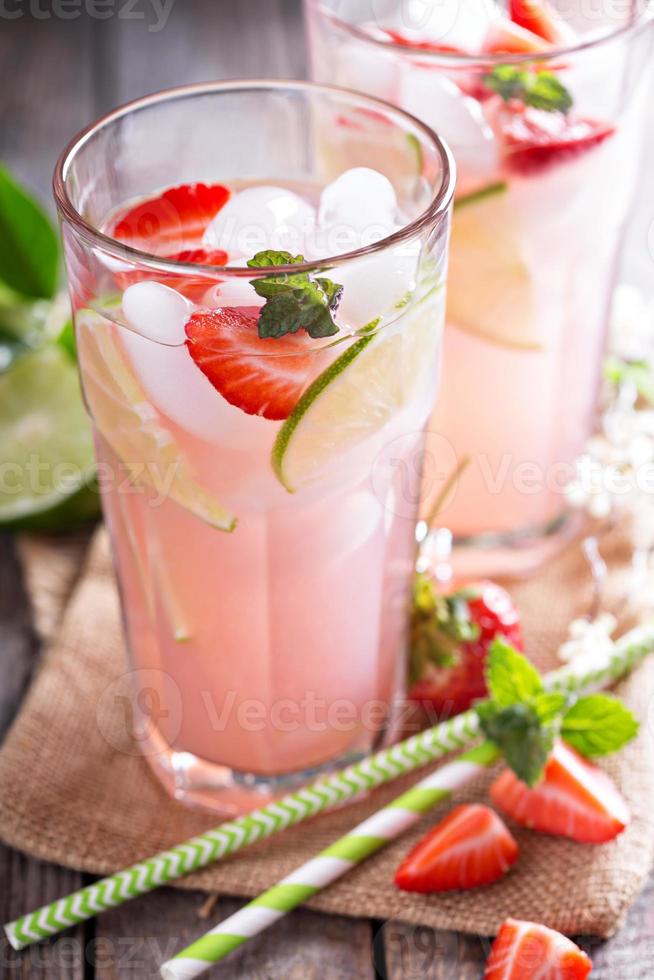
[306,0,654,576]
[54,81,455,814]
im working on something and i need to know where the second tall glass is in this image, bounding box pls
[306,0,654,575]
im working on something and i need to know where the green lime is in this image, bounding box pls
[272,290,442,492]
[0,345,99,531]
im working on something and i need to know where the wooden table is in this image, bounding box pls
[2,3,654,976]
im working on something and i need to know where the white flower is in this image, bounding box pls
[558,613,617,664]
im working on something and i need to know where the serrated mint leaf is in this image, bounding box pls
[562,694,639,757]
[478,701,554,787]
[486,639,543,708]
[247,250,343,340]
[0,165,60,300]
[484,65,573,114]
[532,691,570,724]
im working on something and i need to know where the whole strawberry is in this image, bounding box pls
[408,576,523,718]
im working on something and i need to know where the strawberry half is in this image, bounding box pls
[482,19,552,55]
[494,104,616,175]
[491,740,631,843]
[485,919,592,979]
[185,307,314,421]
[116,248,229,301]
[395,804,519,893]
[409,578,523,718]
[112,183,231,252]
[509,0,575,45]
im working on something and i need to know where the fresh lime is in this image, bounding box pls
[0,345,99,530]
[272,289,442,492]
[448,182,541,351]
[76,309,237,532]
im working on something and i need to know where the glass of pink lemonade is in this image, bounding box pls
[54,81,455,814]
[306,0,654,575]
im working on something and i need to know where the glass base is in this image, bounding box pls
[140,715,403,816]
[447,509,585,580]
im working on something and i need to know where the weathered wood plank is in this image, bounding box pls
[93,887,375,979]
[380,919,488,979]
[0,536,39,741]
[0,846,86,979]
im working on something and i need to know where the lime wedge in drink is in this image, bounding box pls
[0,345,99,530]
[448,182,542,351]
[272,288,442,492]
[76,309,236,532]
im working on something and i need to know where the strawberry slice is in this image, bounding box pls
[382,28,468,55]
[484,919,593,979]
[116,248,229,301]
[490,740,630,843]
[509,0,575,45]
[494,104,616,174]
[395,804,519,893]
[185,307,314,421]
[112,183,231,252]
[482,19,552,54]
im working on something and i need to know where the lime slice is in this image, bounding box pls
[448,182,541,351]
[76,309,236,532]
[0,345,99,530]
[272,289,441,491]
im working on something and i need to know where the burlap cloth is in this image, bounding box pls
[1,524,654,939]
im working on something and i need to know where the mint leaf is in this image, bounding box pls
[247,251,343,340]
[562,694,639,757]
[484,65,573,113]
[478,701,555,787]
[0,165,59,299]
[485,639,543,708]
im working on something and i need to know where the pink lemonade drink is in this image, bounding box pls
[306,0,654,575]
[55,82,455,814]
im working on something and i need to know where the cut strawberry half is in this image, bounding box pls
[509,0,576,45]
[112,183,231,252]
[116,248,229,301]
[482,19,552,54]
[490,740,631,843]
[395,804,519,893]
[494,104,616,175]
[484,919,593,979]
[185,307,314,421]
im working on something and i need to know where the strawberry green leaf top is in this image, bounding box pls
[477,640,638,786]
[484,65,573,113]
[247,250,343,340]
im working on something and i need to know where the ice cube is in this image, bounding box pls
[200,259,263,309]
[122,281,192,346]
[120,324,273,449]
[334,38,400,102]
[399,68,499,179]
[317,168,398,248]
[387,0,497,52]
[335,238,422,330]
[203,186,316,259]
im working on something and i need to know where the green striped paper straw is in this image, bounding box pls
[160,741,503,979]
[5,623,653,952]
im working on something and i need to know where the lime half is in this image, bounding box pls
[272,289,441,492]
[0,346,99,530]
[448,182,541,351]
[76,309,236,532]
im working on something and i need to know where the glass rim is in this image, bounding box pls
[53,78,456,279]
[307,0,653,66]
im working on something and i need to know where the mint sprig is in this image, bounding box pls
[484,65,573,114]
[247,250,343,340]
[476,640,639,786]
